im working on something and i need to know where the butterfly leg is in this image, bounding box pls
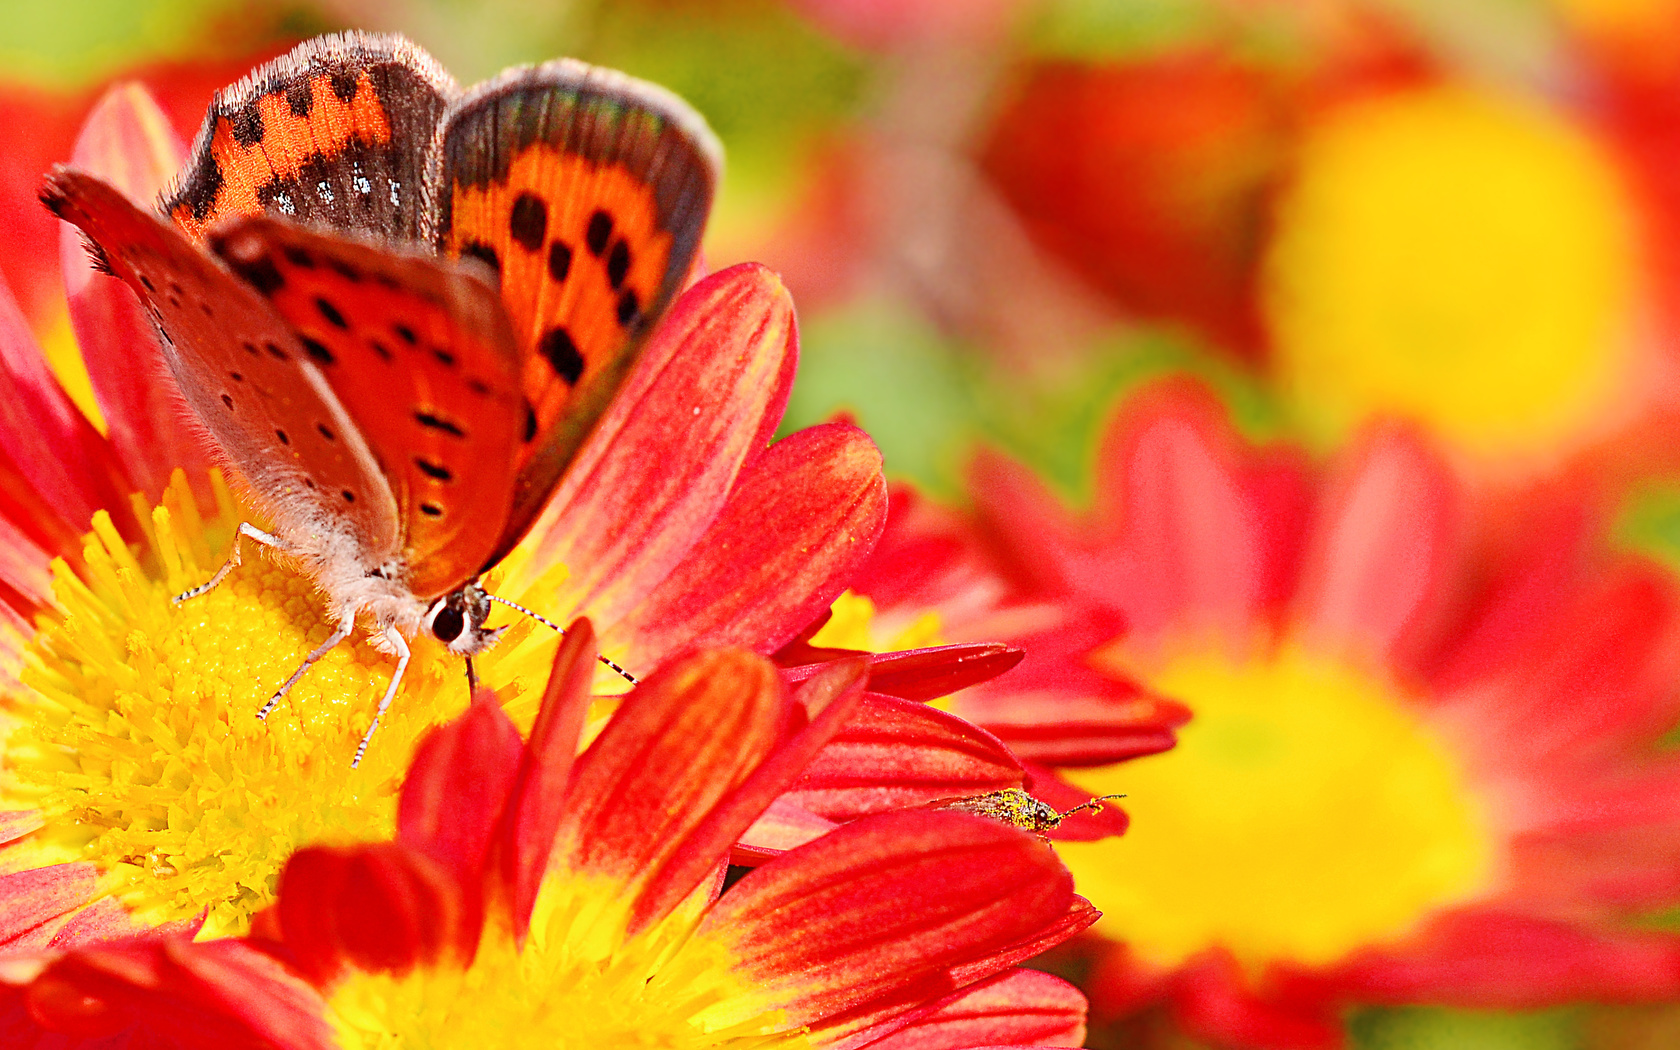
[257,623,353,721]
[175,522,286,603]
[352,627,411,769]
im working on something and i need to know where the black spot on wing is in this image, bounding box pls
[286,80,313,117]
[586,210,612,256]
[316,297,349,329]
[331,70,359,102]
[548,241,572,283]
[227,253,285,296]
[415,411,466,437]
[230,104,265,147]
[414,457,454,482]
[616,289,640,328]
[510,193,548,252]
[607,239,631,289]
[538,327,584,385]
[300,337,336,365]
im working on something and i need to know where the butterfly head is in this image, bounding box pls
[424,581,504,655]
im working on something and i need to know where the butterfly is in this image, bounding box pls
[41,32,720,764]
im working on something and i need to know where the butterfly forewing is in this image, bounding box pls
[43,168,401,556]
[208,217,526,600]
[425,61,721,564]
[162,31,458,244]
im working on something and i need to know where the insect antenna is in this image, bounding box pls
[464,656,479,695]
[485,593,639,686]
[1058,793,1128,820]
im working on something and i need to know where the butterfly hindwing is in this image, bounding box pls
[208,217,525,601]
[426,60,721,564]
[162,31,458,245]
[42,168,401,557]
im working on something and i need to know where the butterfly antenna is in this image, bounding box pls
[485,593,639,686]
[464,656,479,695]
[1058,793,1128,820]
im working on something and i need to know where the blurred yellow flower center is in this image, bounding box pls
[1058,643,1495,970]
[328,876,811,1049]
[1262,85,1638,460]
[809,591,944,653]
[2,473,473,937]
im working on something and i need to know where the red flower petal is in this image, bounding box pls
[20,937,333,1049]
[857,968,1088,1050]
[498,619,599,940]
[783,694,1025,821]
[603,421,888,665]
[630,656,870,932]
[0,865,100,948]
[736,797,841,864]
[702,810,1074,1030]
[275,843,465,988]
[1295,424,1460,660]
[397,687,523,922]
[781,643,1026,702]
[0,270,139,549]
[553,649,787,893]
[0,810,42,847]
[521,262,798,627]
[61,83,208,505]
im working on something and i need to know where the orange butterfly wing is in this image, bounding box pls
[43,168,401,557]
[207,217,525,601]
[161,31,457,244]
[426,61,721,565]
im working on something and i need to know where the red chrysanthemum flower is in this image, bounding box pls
[3,622,1096,1049]
[0,81,896,942]
[867,380,1680,1047]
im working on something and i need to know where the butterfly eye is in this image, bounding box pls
[431,605,465,643]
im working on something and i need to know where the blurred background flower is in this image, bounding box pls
[18,0,1680,1048]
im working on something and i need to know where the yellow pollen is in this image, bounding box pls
[1262,85,1639,461]
[1056,642,1496,970]
[2,472,482,937]
[809,592,943,654]
[328,875,812,1050]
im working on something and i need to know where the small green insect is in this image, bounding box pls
[933,787,1126,834]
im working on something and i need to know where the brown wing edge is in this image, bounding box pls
[158,31,460,240]
[423,59,722,568]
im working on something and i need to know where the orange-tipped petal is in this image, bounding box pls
[702,810,1075,1030]
[522,262,799,625]
[784,694,1025,821]
[554,649,787,892]
[856,968,1088,1050]
[629,656,870,932]
[500,619,599,939]
[61,84,208,504]
[604,421,888,666]
[275,843,465,988]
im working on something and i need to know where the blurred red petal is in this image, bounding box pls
[0,865,100,947]
[62,82,208,504]
[782,643,1025,702]
[275,843,464,987]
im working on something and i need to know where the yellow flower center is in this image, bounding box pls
[2,472,561,937]
[1262,85,1639,460]
[329,875,810,1050]
[1057,642,1496,970]
[808,591,943,654]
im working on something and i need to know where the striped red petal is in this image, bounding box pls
[603,421,888,666]
[702,810,1075,1031]
[522,263,799,629]
[784,694,1024,821]
[553,648,787,900]
[498,620,599,939]
[855,968,1088,1050]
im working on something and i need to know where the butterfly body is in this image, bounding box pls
[44,32,720,760]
